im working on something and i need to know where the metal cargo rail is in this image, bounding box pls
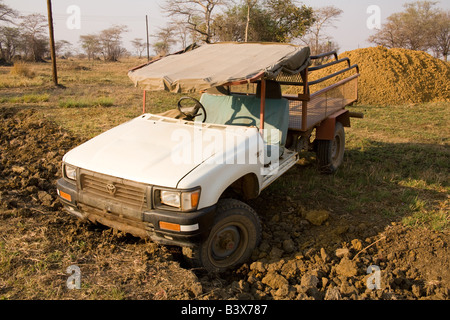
[277,51,360,132]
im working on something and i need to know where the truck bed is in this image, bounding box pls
[288,96,356,131]
[285,74,359,131]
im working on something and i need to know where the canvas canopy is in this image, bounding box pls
[128,42,311,93]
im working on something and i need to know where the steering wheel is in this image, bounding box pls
[177,97,207,123]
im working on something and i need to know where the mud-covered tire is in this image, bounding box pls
[316,121,345,174]
[183,199,261,273]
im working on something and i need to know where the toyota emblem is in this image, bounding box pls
[106,183,116,195]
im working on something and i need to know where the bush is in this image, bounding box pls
[10,62,36,78]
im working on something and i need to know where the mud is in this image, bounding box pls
[0,108,448,300]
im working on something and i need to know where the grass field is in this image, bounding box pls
[0,58,448,234]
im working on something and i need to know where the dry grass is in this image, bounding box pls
[10,62,36,78]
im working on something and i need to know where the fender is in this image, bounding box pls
[315,109,351,140]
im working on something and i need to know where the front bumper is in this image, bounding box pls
[56,178,216,247]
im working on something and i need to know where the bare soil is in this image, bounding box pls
[0,107,448,300]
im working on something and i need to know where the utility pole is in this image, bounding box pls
[46,0,58,86]
[146,15,150,62]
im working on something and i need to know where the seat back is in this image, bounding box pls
[199,93,290,149]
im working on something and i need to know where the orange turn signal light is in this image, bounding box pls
[159,221,181,232]
[59,190,72,202]
[190,191,200,209]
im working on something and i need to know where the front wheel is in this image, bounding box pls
[183,199,261,273]
[316,121,345,174]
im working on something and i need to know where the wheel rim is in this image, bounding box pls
[211,226,240,258]
[208,222,249,268]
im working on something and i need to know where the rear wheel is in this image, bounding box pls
[183,199,261,273]
[316,121,345,174]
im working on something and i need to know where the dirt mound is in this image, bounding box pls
[227,224,449,300]
[311,46,450,106]
[198,197,449,300]
[0,108,78,212]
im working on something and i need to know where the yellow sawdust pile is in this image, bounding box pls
[310,46,450,106]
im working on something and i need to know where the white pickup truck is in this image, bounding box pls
[57,43,360,272]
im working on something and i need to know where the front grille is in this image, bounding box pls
[80,170,148,209]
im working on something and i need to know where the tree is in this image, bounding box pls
[244,0,258,42]
[19,13,49,62]
[98,25,128,61]
[131,38,146,58]
[368,13,406,49]
[430,11,449,61]
[0,26,21,62]
[300,5,343,55]
[263,0,314,42]
[213,5,249,42]
[80,25,128,61]
[368,1,449,60]
[79,34,101,60]
[162,0,229,44]
[397,1,435,50]
[0,0,17,23]
[152,26,176,56]
[172,19,193,49]
[55,40,72,57]
[213,0,314,43]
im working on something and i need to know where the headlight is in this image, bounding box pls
[161,191,181,208]
[64,164,77,181]
[157,188,200,211]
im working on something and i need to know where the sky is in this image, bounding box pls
[3,0,450,55]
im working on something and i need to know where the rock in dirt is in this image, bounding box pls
[37,191,54,206]
[334,225,349,235]
[262,272,289,290]
[335,257,358,278]
[300,274,319,288]
[283,239,296,253]
[320,247,330,262]
[305,210,329,226]
[335,248,350,259]
[351,239,363,251]
[340,279,358,297]
[269,247,284,260]
[249,261,266,273]
[280,259,298,279]
[324,286,342,300]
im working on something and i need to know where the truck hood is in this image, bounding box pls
[63,114,257,188]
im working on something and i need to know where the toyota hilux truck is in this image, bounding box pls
[57,42,361,272]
